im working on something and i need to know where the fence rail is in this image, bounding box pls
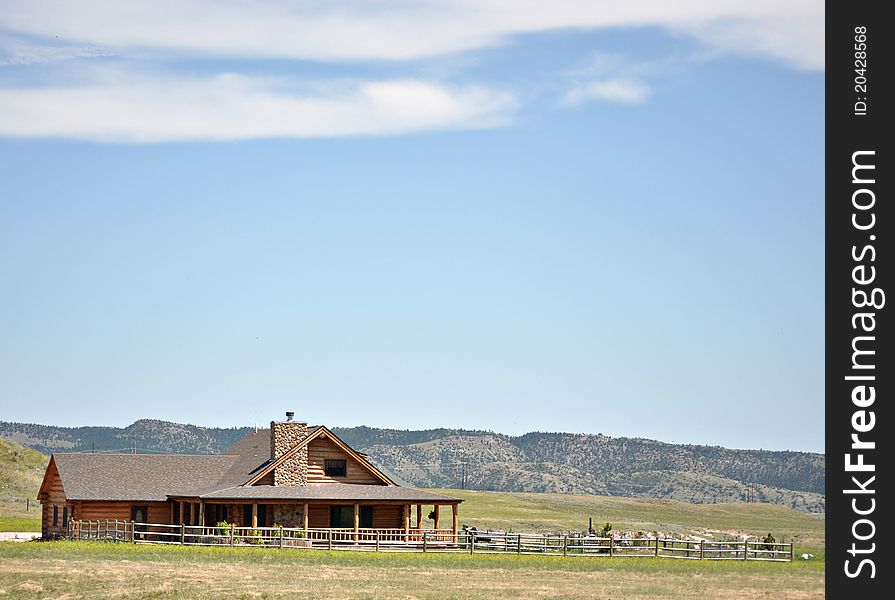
[66,520,793,562]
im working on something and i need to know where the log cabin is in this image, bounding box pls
[38,413,462,539]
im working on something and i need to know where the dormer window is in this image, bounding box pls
[325,459,347,477]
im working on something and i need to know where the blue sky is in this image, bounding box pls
[0,2,823,452]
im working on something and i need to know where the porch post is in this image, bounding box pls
[353,503,360,542]
[403,505,410,536]
[416,504,422,530]
[198,501,205,527]
[433,505,440,530]
[452,504,458,536]
[251,503,258,528]
[178,501,184,524]
[303,503,309,533]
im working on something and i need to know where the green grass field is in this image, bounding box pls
[0,541,824,599]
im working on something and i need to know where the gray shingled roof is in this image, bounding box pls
[51,425,459,504]
[200,483,462,503]
[54,454,238,501]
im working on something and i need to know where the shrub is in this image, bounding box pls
[215,521,233,538]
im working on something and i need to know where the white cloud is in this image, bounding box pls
[0,1,822,141]
[564,79,651,105]
[0,72,516,142]
[1,1,823,69]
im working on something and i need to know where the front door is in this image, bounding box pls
[131,505,148,523]
[360,506,373,528]
[131,505,148,540]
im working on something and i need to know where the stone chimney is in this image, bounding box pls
[270,412,309,486]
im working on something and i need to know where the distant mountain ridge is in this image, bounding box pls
[0,419,825,513]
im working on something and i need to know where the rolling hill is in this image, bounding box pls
[0,419,824,513]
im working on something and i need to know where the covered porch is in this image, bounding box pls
[169,485,462,542]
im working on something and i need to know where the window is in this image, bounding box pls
[325,459,347,477]
[53,505,58,527]
[329,506,373,528]
[330,505,354,528]
[62,506,68,525]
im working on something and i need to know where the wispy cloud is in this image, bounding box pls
[1,1,823,69]
[564,79,651,105]
[0,40,111,66]
[559,51,677,106]
[0,72,517,142]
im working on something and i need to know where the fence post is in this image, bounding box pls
[517,534,522,555]
[279,526,284,549]
[608,536,613,557]
[699,542,704,560]
[328,529,333,551]
[375,531,380,552]
[563,535,567,557]
[470,532,475,555]
[423,532,428,553]
[789,543,794,562]
[179,523,185,545]
[655,537,659,557]
[742,541,748,560]
[132,521,136,544]
[229,524,234,547]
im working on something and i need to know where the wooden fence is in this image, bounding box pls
[66,520,793,561]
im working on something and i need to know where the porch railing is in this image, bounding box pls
[66,519,794,561]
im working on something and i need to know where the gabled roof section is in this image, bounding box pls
[52,453,238,501]
[37,455,63,500]
[244,426,395,486]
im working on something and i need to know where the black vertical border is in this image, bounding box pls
[826,1,892,596]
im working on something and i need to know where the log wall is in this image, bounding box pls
[306,438,383,485]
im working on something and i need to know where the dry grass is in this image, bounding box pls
[0,541,823,599]
[432,489,825,550]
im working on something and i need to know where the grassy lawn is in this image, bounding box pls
[0,515,40,532]
[0,541,823,599]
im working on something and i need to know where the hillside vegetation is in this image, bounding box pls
[0,439,48,529]
[0,420,824,512]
